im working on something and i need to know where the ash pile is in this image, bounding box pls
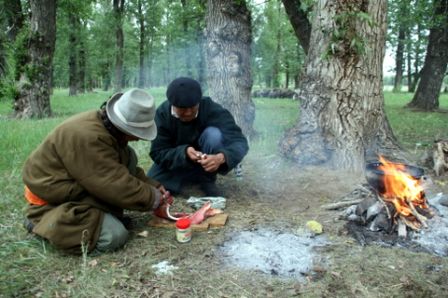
[331,158,448,256]
[218,229,328,280]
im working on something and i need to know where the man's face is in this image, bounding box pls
[172,104,199,122]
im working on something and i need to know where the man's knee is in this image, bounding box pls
[199,126,223,152]
[94,213,129,253]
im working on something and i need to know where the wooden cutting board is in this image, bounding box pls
[147,213,229,231]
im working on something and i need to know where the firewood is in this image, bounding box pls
[406,198,428,228]
[433,140,448,176]
[378,199,392,219]
[321,199,363,210]
[400,215,422,231]
[397,218,407,238]
[366,201,384,221]
[416,206,434,219]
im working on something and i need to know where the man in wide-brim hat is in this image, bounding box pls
[22,88,167,255]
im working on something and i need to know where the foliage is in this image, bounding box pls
[323,3,375,59]
[386,0,431,81]
[252,0,305,88]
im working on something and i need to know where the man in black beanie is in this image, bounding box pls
[147,77,249,196]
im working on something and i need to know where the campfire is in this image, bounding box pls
[336,156,435,239]
[368,156,434,237]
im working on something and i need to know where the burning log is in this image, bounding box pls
[399,215,421,231]
[405,198,428,228]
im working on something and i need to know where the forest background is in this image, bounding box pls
[1,0,448,296]
[1,0,446,105]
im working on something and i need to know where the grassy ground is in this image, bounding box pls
[0,89,447,297]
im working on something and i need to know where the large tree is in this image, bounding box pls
[205,0,255,138]
[113,0,125,92]
[14,0,57,118]
[279,0,400,171]
[407,0,448,110]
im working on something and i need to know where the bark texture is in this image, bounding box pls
[14,0,56,118]
[205,0,255,139]
[407,0,448,110]
[279,0,400,171]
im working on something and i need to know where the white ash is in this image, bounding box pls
[412,193,448,256]
[151,260,178,275]
[219,229,328,279]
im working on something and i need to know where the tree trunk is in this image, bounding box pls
[78,35,86,94]
[279,0,400,171]
[5,0,25,41]
[407,0,448,110]
[205,0,255,139]
[272,27,281,88]
[393,27,405,92]
[412,22,424,91]
[137,0,146,88]
[68,11,78,96]
[14,0,56,118]
[113,0,125,92]
[281,0,311,54]
[406,30,413,91]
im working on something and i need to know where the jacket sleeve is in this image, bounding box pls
[149,108,195,171]
[208,104,249,174]
[60,134,160,211]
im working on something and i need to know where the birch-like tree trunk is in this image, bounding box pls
[279,0,400,171]
[14,0,56,118]
[205,0,255,138]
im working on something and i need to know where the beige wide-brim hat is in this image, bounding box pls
[106,88,157,141]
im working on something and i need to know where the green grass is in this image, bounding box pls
[384,92,448,149]
[0,88,447,296]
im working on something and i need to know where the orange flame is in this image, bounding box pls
[378,156,428,217]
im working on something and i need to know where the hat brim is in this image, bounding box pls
[106,93,157,141]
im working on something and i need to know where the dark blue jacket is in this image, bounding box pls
[150,97,249,175]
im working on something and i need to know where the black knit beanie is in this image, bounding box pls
[166,77,202,108]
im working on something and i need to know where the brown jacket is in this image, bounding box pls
[23,110,160,254]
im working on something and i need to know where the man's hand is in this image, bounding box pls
[197,153,225,172]
[152,186,172,209]
[186,146,204,162]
